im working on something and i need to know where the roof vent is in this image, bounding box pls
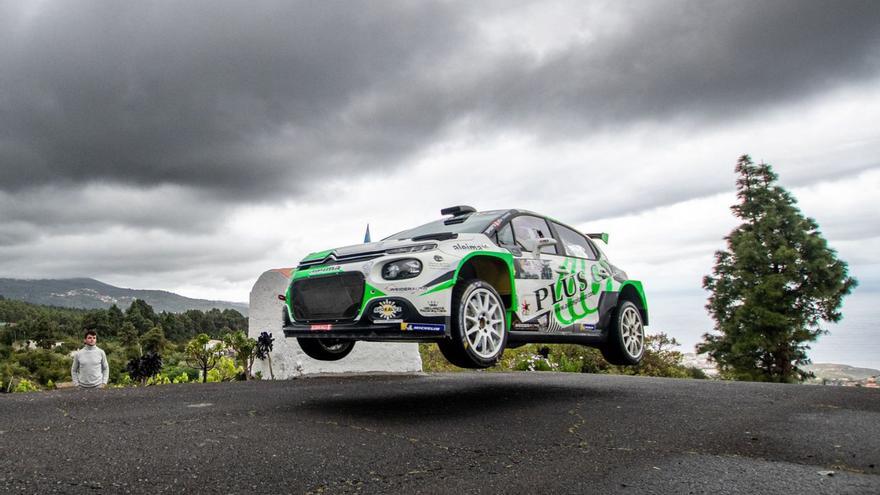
[440,205,476,217]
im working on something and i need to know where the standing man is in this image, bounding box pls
[71,330,109,389]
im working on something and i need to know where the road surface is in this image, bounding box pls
[1,372,878,493]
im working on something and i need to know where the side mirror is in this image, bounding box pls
[522,238,557,258]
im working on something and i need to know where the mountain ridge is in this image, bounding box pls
[0,277,248,315]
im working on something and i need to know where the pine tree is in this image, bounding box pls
[698,156,857,382]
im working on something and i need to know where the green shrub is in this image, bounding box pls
[117,373,133,387]
[172,372,190,384]
[163,365,199,383]
[146,373,171,386]
[206,356,241,382]
[13,378,39,393]
[14,348,72,385]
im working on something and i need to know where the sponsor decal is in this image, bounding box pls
[372,299,403,320]
[419,301,447,314]
[387,286,427,293]
[310,324,332,331]
[521,300,531,315]
[451,242,489,251]
[308,265,342,276]
[532,258,605,326]
[427,255,451,269]
[514,259,554,280]
[484,211,513,236]
[533,270,591,311]
[578,323,601,335]
[512,322,540,331]
[400,323,446,332]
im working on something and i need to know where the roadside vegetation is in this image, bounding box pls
[0,297,259,393]
[421,332,706,379]
[2,294,703,393]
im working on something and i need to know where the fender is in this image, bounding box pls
[619,280,649,325]
[421,251,517,330]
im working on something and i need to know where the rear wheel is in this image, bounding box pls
[600,300,644,365]
[297,338,355,361]
[438,279,507,368]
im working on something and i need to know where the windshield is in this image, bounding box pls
[384,210,507,240]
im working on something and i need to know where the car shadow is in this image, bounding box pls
[291,378,613,424]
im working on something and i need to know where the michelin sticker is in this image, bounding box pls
[400,323,445,332]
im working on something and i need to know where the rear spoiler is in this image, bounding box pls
[586,233,609,244]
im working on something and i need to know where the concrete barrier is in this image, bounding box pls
[248,269,422,378]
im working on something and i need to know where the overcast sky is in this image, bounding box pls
[1,0,878,365]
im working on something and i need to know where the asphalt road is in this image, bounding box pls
[1,372,878,494]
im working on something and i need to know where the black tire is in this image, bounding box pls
[600,300,645,366]
[297,338,355,361]
[438,278,508,369]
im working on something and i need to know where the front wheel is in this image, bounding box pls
[438,279,508,368]
[600,300,645,365]
[297,338,355,361]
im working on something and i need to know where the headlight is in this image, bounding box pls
[386,243,437,254]
[382,259,422,280]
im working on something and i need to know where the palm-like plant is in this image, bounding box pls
[255,332,274,380]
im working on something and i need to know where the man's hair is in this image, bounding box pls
[84,330,97,339]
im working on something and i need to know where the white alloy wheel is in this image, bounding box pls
[620,305,644,359]
[463,287,505,359]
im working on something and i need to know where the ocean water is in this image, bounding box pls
[650,290,879,371]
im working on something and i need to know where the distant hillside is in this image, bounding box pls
[0,278,248,315]
[804,363,880,381]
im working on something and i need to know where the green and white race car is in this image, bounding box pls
[282,206,648,368]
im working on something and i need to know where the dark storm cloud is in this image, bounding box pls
[405,0,880,138]
[0,0,468,197]
[0,185,233,241]
[0,0,878,207]
[0,224,277,279]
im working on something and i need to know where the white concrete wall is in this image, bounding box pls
[248,269,422,378]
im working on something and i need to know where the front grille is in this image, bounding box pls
[289,272,365,322]
[298,252,385,269]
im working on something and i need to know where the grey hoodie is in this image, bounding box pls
[71,345,109,388]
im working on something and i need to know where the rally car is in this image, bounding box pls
[281,206,648,369]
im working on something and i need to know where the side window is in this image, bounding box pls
[497,223,515,246]
[553,223,597,260]
[511,216,558,254]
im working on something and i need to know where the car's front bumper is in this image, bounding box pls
[283,316,450,342]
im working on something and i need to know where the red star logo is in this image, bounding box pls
[521,301,531,312]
